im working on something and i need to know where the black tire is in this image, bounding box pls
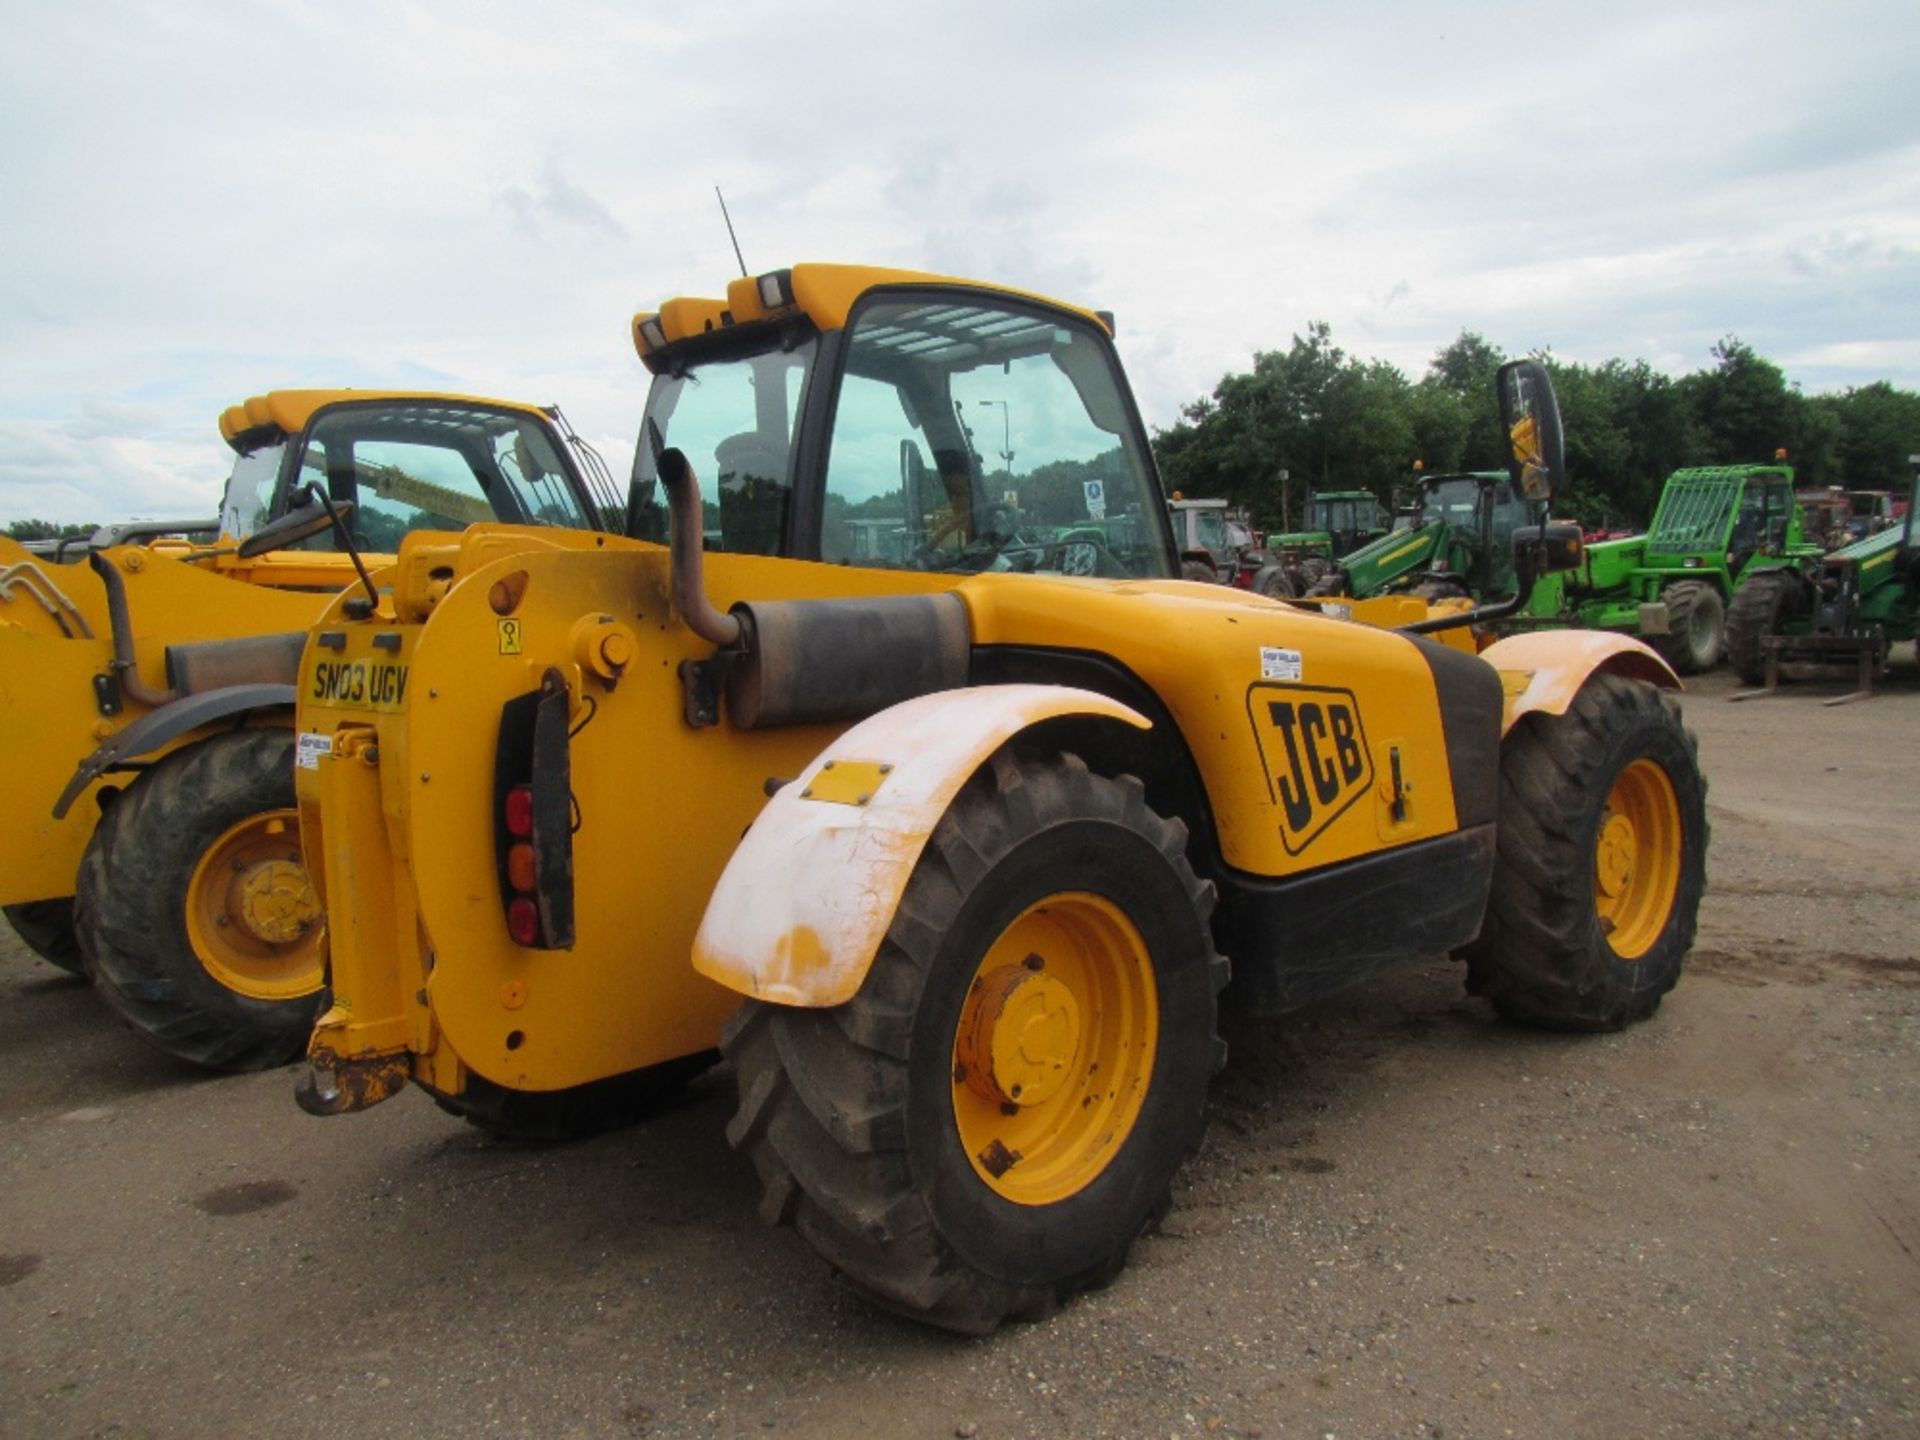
[1726,570,1802,685]
[1254,565,1296,600]
[722,750,1227,1334]
[427,1052,719,1142]
[1180,558,1216,584]
[3,899,85,976]
[74,728,327,1072]
[1649,580,1725,674]
[1464,674,1707,1030]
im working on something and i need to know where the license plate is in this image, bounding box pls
[307,656,411,712]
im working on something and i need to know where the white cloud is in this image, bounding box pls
[1,0,1916,522]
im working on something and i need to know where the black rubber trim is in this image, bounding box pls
[1216,824,1496,1014]
[1405,634,1502,829]
[53,684,294,819]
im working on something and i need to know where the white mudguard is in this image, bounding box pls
[692,684,1150,1007]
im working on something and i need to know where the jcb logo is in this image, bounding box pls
[1248,684,1374,855]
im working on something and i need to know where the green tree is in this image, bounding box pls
[6,519,96,542]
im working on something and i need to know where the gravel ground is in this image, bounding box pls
[2,656,1917,1440]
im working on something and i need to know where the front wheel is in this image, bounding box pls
[1254,565,1297,600]
[723,750,1227,1334]
[1726,570,1803,684]
[1180,558,1216,584]
[1463,674,1707,1030]
[74,728,327,1071]
[1650,580,1725,674]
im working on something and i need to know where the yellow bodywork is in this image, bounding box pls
[2,386,587,914]
[0,536,372,906]
[218,389,554,451]
[298,528,1477,1097]
[630,262,1113,368]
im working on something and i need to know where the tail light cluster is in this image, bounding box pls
[493,668,576,950]
[502,785,542,945]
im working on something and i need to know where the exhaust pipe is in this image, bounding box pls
[652,425,970,728]
[654,441,743,650]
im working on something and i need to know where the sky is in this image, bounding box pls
[2,0,1917,524]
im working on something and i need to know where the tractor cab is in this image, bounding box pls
[1313,470,1543,601]
[1303,489,1390,557]
[1647,465,1799,572]
[626,271,1177,582]
[216,391,619,554]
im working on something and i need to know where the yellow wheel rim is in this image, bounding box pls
[951,893,1158,1206]
[1593,759,1682,960]
[184,809,325,1001]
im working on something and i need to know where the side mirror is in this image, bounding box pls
[1496,359,1565,505]
[1513,521,1584,576]
[237,490,353,558]
[900,440,930,544]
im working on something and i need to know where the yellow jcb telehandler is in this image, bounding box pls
[293,265,1707,1332]
[0,390,618,1070]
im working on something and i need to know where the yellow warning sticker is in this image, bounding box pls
[498,617,524,655]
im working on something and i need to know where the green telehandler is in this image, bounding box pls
[1524,463,1816,673]
[1727,457,1920,703]
[1304,471,1540,604]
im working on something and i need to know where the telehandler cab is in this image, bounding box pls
[0,390,616,1069]
[293,264,1707,1333]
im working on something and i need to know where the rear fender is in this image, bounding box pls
[691,684,1150,1008]
[51,684,294,818]
[1478,631,1679,736]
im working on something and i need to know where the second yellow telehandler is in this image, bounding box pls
[292,265,1706,1331]
[0,390,618,1069]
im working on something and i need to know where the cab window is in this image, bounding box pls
[819,295,1171,578]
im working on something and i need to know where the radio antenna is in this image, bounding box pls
[715,186,748,277]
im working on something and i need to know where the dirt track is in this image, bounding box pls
[3,658,1917,1440]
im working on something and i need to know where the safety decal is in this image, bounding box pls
[1259,646,1303,682]
[295,731,333,770]
[1246,681,1375,856]
[497,617,524,655]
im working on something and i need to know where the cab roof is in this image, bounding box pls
[629,262,1112,370]
[217,389,555,455]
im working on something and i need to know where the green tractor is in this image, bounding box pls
[1244,488,1390,598]
[1525,464,1815,674]
[1306,471,1541,604]
[1727,457,1920,702]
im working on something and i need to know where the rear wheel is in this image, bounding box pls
[1464,674,1706,1030]
[723,750,1226,1334]
[1726,570,1802,684]
[1181,559,1216,584]
[1254,565,1296,600]
[75,728,327,1071]
[1650,580,1725,673]
[3,900,85,976]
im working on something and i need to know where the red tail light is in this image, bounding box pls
[504,785,534,838]
[506,896,540,946]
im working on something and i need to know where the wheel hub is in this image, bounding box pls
[234,858,321,944]
[1595,811,1637,900]
[186,807,326,1000]
[957,962,1081,1108]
